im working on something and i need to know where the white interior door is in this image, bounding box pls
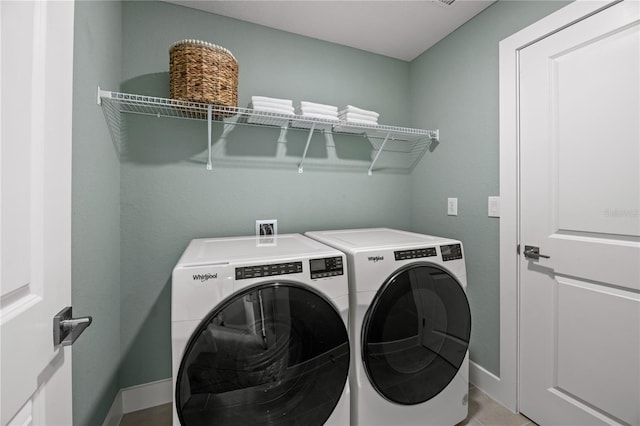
[519,1,640,425]
[1,1,75,425]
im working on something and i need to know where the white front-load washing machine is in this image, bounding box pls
[305,228,471,426]
[171,234,350,425]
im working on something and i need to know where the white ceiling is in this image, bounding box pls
[164,0,495,61]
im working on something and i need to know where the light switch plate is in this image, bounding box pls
[488,196,500,217]
[448,198,458,216]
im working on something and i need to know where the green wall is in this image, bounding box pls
[118,1,413,388]
[72,1,122,425]
[70,1,576,423]
[408,0,570,375]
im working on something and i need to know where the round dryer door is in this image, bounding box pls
[362,264,471,405]
[176,282,350,425]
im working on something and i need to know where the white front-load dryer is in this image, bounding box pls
[171,234,350,425]
[305,228,471,426]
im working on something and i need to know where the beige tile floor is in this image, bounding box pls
[120,385,535,426]
[457,385,535,426]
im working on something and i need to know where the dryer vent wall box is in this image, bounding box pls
[171,234,350,426]
[256,219,277,237]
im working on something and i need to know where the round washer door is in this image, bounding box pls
[362,263,471,405]
[176,282,350,425]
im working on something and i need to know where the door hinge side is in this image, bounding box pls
[517,244,521,255]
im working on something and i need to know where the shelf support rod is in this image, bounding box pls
[206,105,213,170]
[298,122,316,173]
[368,132,391,176]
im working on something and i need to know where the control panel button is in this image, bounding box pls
[235,261,303,280]
[394,247,437,261]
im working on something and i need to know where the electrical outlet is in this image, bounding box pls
[448,198,458,216]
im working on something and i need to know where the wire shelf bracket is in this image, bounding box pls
[298,122,316,174]
[368,132,392,176]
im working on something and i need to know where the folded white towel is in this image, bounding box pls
[300,101,338,113]
[341,105,380,119]
[340,117,379,126]
[249,104,295,115]
[251,100,295,112]
[251,96,293,107]
[296,107,338,117]
[297,113,339,122]
[291,112,338,131]
[248,103,293,127]
[338,112,378,123]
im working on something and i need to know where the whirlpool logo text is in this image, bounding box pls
[193,273,217,282]
[367,256,384,263]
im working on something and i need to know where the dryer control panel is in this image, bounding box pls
[441,244,463,261]
[394,247,437,260]
[309,256,344,279]
[236,261,302,280]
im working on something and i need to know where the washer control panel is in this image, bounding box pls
[235,261,302,280]
[394,247,437,261]
[441,244,463,261]
[309,256,344,279]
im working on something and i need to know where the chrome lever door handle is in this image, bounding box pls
[524,245,550,260]
[53,306,92,346]
[60,317,91,327]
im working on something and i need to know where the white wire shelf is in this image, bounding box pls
[97,87,439,173]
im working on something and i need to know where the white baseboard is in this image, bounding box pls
[469,360,515,411]
[101,391,123,426]
[122,378,172,413]
[102,378,172,426]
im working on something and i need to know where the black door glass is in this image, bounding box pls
[362,264,471,405]
[176,282,350,425]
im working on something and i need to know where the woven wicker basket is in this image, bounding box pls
[169,40,238,109]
